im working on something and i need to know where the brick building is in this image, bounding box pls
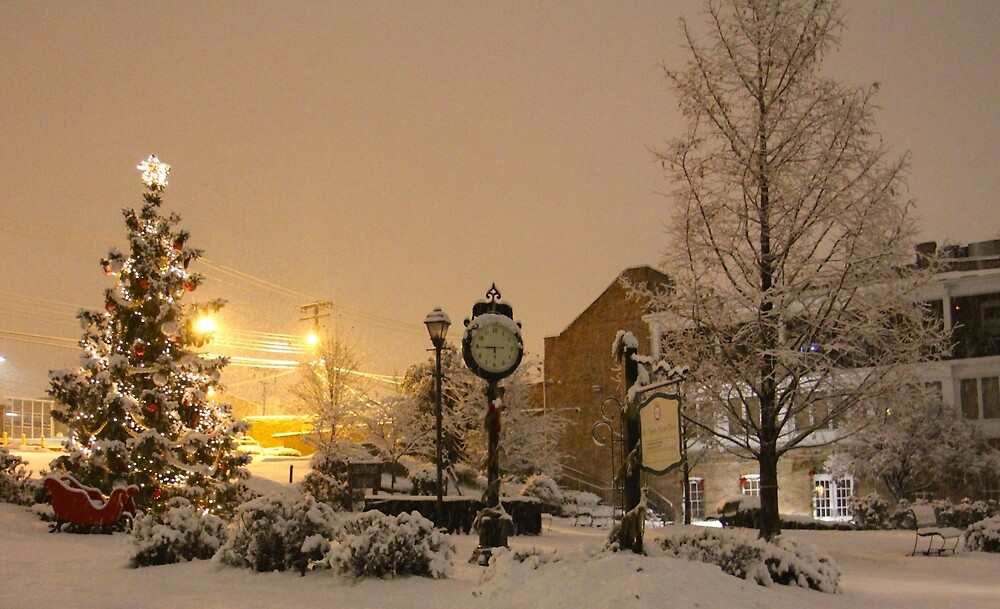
[541,266,669,502]
[545,240,1000,522]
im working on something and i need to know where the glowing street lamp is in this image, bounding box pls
[424,307,451,514]
[193,315,218,336]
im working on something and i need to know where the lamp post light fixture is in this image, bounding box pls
[424,307,451,516]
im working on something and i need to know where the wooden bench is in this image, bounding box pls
[910,504,963,556]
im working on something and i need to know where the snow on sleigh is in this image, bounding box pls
[43,473,139,533]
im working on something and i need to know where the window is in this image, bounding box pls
[2,398,67,439]
[813,474,854,520]
[960,377,1000,420]
[740,474,760,496]
[983,475,1000,503]
[951,293,1000,358]
[686,477,705,520]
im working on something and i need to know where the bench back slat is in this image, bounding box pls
[911,504,938,528]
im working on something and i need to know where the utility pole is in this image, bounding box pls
[300,301,333,341]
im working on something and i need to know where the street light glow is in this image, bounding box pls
[194,315,218,335]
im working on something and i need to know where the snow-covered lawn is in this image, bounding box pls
[3,448,999,609]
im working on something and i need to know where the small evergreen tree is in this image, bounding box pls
[48,156,250,514]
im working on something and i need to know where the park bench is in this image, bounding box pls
[716,498,743,528]
[909,504,963,556]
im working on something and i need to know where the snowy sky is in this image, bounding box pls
[1,1,998,398]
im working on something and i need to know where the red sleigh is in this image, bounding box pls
[43,473,139,533]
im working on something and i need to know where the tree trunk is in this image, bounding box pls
[758,440,781,540]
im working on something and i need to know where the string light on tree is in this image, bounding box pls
[47,155,250,515]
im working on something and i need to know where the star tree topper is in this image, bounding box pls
[137,155,170,190]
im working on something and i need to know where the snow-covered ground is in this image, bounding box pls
[3,448,999,609]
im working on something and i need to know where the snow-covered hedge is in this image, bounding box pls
[0,447,39,505]
[408,466,438,496]
[519,475,564,510]
[299,453,360,511]
[855,495,998,530]
[964,516,1000,553]
[850,493,890,530]
[322,510,455,578]
[128,498,227,567]
[218,493,339,574]
[658,528,840,593]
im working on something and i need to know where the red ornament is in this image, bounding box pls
[146,400,158,413]
[152,488,162,500]
[105,300,118,314]
[139,278,151,290]
[184,280,196,292]
[134,344,145,357]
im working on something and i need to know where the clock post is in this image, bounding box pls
[462,284,523,565]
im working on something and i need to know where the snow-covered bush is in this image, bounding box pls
[299,452,360,511]
[850,493,889,530]
[519,475,564,509]
[0,447,39,505]
[883,498,996,531]
[965,516,1000,552]
[563,490,601,510]
[323,510,455,578]
[933,498,996,529]
[409,466,437,496]
[217,494,290,572]
[282,495,341,574]
[452,463,482,489]
[128,498,227,567]
[218,493,340,574]
[658,528,840,593]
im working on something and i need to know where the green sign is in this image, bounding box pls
[638,393,682,475]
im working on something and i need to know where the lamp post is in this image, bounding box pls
[424,307,451,517]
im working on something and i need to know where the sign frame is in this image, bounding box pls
[637,392,683,475]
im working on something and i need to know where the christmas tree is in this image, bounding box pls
[48,156,250,513]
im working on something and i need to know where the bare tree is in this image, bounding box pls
[644,0,949,539]
[293,330,370,458]
[356,395,434,490]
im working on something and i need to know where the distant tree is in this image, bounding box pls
[642,0,950,539]
[829,390,1000,502]
[400,351,565,478]
[491,364,568,479]
[399,347,481,468]
[356,395,434,490]
[48,156,249,513]
[292,330,370,459]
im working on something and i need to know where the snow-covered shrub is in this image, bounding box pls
[965,516,1000,552]
[887,498,916,530]
[218,493,341,574]
[452,463,482,489]
[933,498,996,529]
[282,495,341,574]
[128,498,226,567]
[884,498,996,531]
[0,447,39,505]
[323,510,455,578]
[519,475,564,509]
[409,466,437,496]
[563,490,601,509]
[300,452,359,511]
[218,494,290,572]
[658,528,840,593]
[850,493,889,530]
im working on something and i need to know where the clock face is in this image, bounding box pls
[469,322,521,374]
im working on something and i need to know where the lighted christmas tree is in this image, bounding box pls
[48,156,250,513]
